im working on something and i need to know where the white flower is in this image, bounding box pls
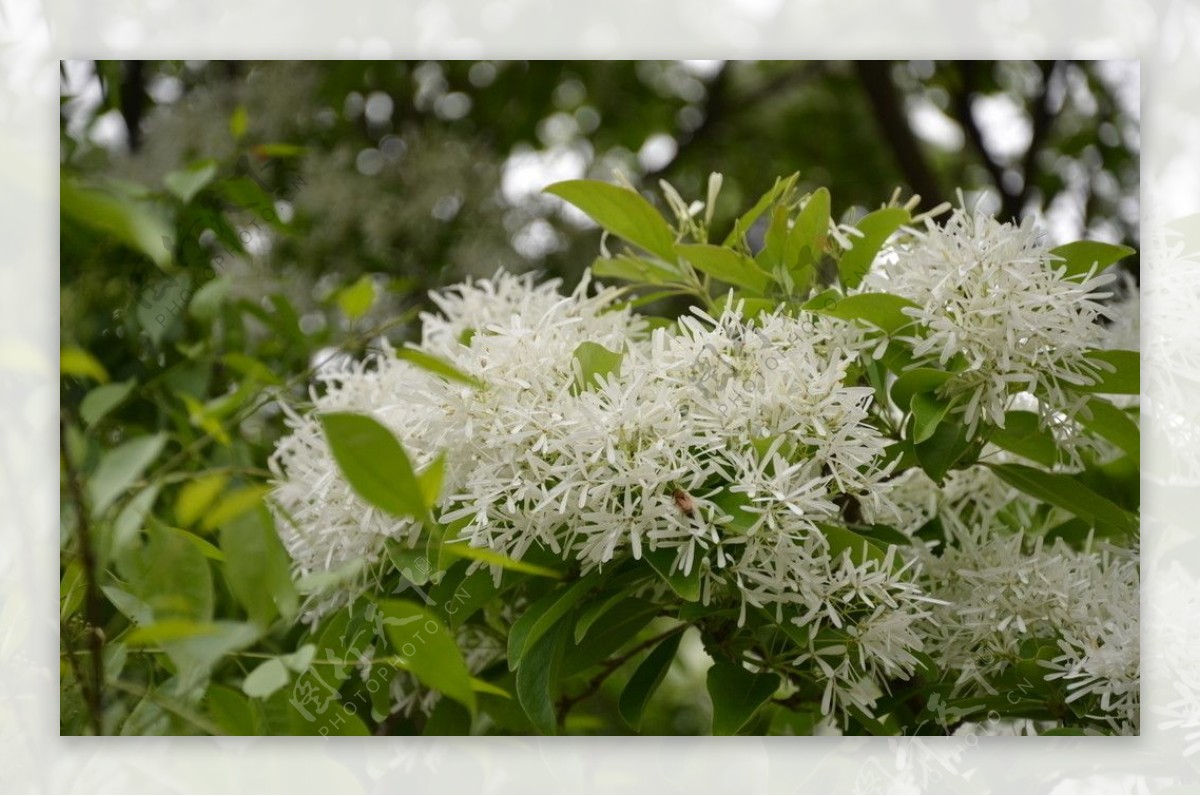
[870,206,1115,436]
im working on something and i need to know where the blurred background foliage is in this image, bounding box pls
[59,60,1139,735]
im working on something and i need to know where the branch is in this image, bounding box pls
[854,61,947,209]
[556,624,684,722]
[60,415,105,735]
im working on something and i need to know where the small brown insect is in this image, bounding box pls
[672,488,696,517]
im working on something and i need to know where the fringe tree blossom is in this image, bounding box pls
[871,206,1115,436]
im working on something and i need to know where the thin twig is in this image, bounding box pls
[60,415,105,735]
[557,624,685,721]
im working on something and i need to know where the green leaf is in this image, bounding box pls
[1049,241,1135,279]
[164,159,219,204]
[706,661,780,735]
[440,543,564,579]
[508,576,596,670]
[915,417,973,483]
[619,631,683,730]
[380,599,477,714]
[220,506,299,627]
[817,523,889,567]
[574,590,633,644]
[911,392,951,445]
[164,622,263,695]
[560,599,660,677]
[428,563,500,629]
[675,243,772,294]
[806,292,919,334]
[88,433,167,517]
[229,105,248,139]
[890,368,953,411]
[592,254,680,285]
[572,341,623,394]
[722,173,797,246]
[1079,349,1139,395]
[396,347,482,388]
[242,658,290,699]
[174,472,229,528]
[335,274,376,320]
[987,463,1137,537]
[643,547,701,602]
[1076,398,1140,464]
[60,177,173,268]
[990,411,1060,467]
[789,187,830,260]
[319,412,425,519]
[61,346,110,383]
[838,207,909,289]
[188,276,231,322]
[545,180,678,264]
[116,521,214,623]
[201,484,270,532]
[515,620,567,735]
[207,684,265,735]
[80,379,135,427]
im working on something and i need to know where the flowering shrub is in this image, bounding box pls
[267,174,1139,736]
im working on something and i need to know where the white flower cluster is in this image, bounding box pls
[270,270,938,717]
[268,197,1138,731]
[871,207,1115,436]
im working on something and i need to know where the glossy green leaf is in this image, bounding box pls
[395,347,482,388]
[817,523,889,567]
[560,599,660,677]
[508,576,596,670]
[643,546,701,602]
[201,485,270,531]
[706,661,780,735]
[592,254,680,285]
[789,187,830,258]
[175,472,229,528]
[319,412,425,519]
[80,379,135,427]
[1049,241,1135,279]
[380,599,477,714]
[722,173,797,247]
[911,391,951,445]
[1079,350,1139,395]
[60,177,173,268]
[89,433,168,517]
[545,180,678,264]
[515,620,566,735]
[220,506,299,627]
[619,631,683,730]
[60,346,110,383]
[890,368,952,411]
[806,292,920,334]
[242,658,290,699]
[572,341,623,394]
[987,462,1137,537]
[440,543,564,579]
[838,207,909,289]
[1077,398,1139,464]
[915,417,973,483]
[990,411,1060,467]
[676,243,772,294]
